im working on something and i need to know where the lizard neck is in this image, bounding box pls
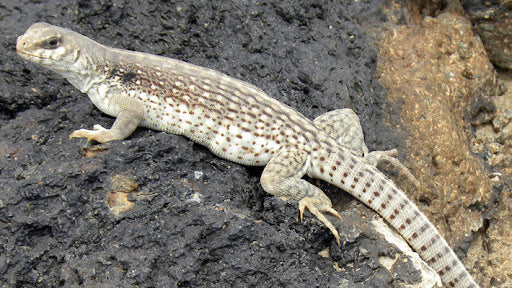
[56,41,109,94]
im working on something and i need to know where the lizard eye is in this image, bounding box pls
[42,36,61,49]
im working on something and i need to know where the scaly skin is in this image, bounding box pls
[17,22,480,288]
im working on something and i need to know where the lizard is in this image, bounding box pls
[16,22,480,288]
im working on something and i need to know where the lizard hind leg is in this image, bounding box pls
[313,108,368,156]
[261,147,342,245]
[313,109,419,188]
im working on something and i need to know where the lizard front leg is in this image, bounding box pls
[70,96,143,143]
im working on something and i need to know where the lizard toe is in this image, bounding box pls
[93,124,107,131]
[69,129,92,141]
[298,197,341,246]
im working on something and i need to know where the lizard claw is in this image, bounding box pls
[326,208,342,221]
[299,197,341,246]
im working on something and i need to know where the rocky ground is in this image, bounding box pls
[1,0,510,287]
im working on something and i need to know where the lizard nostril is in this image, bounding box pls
[16,37,28,51]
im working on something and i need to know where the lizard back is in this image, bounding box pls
[92,48,331,166]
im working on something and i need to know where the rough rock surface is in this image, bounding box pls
[0,1,423,287]
[0,0,506,287]
[463,0,512,69]
[472,70,512,287]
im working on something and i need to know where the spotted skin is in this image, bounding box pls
[16,23,480,288]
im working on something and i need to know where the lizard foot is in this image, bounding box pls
[69,124,113,143]
[299,197,342,246]
[365,149,420,188]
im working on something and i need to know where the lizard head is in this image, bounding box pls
[17,22,86,73]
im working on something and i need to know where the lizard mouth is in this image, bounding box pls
[16,36,45,62]
[17,49,47,64]
[16,49,32,58]
[16,46,37,57]
[17,52,43,65]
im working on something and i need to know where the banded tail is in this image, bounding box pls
[311,148,479,288]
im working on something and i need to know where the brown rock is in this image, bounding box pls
[377,12,496,286]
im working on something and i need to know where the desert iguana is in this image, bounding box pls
[16,22,480,288]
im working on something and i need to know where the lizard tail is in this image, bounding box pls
[312,149,479,288]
